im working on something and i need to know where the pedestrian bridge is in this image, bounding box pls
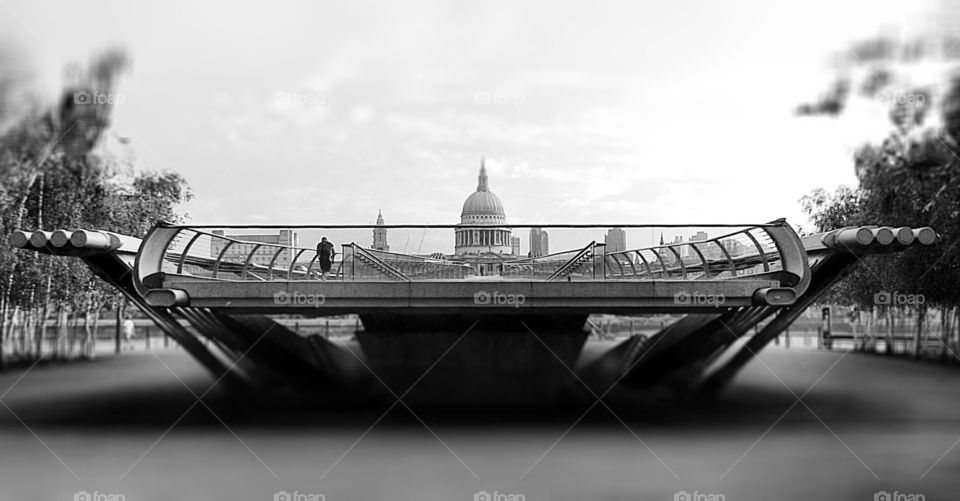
[9,220,938,405]
[132,221,811,314]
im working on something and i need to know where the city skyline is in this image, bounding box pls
[359,162,747,258]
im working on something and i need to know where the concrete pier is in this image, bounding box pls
[357,315,589,407]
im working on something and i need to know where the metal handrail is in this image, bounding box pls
[177,231,202,274]
[603,225,783,280]
[287,248,309,280]
[267,246,287,280]
[743,229,770,272]
[137,222,803,286]
[688,242,711,278]
[546,241,596,282]
[211,241,235,279]
[172,228,348,281]
[363,247,452,263]
[347,243,411,281]
[240,244,263,279]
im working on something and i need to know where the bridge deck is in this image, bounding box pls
[147,276,786,314]
[132,222,810,313]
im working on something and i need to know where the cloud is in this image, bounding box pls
[3,0,926,232]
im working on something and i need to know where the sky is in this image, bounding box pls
[0,0,943,252]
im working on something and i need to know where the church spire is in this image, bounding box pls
[478,157,489,192]
[372,209,389,251]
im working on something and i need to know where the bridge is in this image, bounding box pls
[9,221,937,406]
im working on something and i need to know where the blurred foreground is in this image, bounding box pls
[0,343,958,500]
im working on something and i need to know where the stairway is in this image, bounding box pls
[546,242,596,281]
[352,245,411,281]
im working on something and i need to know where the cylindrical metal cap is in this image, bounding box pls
[8,231,30,248]
[50,229,71,247]
[914,227,936,245]
[872,227,894,245]
[893,227,915,245]
[29,231,51,247]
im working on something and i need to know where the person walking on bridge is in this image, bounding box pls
[317,236,336,280]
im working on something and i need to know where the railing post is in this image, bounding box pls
[649,248,669,279]
[241,244,263,280]
[666,246,685,279]
[595,243,607,280]
[592,243,596,280]
[212,240,235,279]
[288,248,308,280]
[340,244,355,281]
[743,228,770,272]
[177,231,202,274]
[635,251,652,277]
[688,242,710,278]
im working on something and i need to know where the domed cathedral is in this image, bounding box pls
[455,158,514,274]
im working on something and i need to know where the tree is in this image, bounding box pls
[799,29,960,357]
[0,48,192,365]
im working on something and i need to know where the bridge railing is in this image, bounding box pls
[499,226,790,282]
[342,245,473,281]
[342,244,410,281]
[500,241,602,281]
[135,222,805,286]
[147,227,344,283]
[602,226,783,280]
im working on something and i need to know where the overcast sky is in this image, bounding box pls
[0,0,941,250]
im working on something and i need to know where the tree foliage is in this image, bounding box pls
[800,33,960,311]
[0,48,192,360]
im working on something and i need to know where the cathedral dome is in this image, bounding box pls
[455,159,513,259]
[461,191,505,217]
[460,160,506,223]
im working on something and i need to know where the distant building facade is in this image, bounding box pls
[719,237,745,257]
[210,230,299,268]
[511,236,521,256]
[672,235,688,260]
[604,228,627,253]
[529,227,549,257]
[664,231,744,261]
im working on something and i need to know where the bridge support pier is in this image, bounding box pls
[697,253,861,398]
[356,314,589,408]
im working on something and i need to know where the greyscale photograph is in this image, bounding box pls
[0,0,959,500]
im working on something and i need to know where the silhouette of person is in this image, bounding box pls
[317,237,336,280]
